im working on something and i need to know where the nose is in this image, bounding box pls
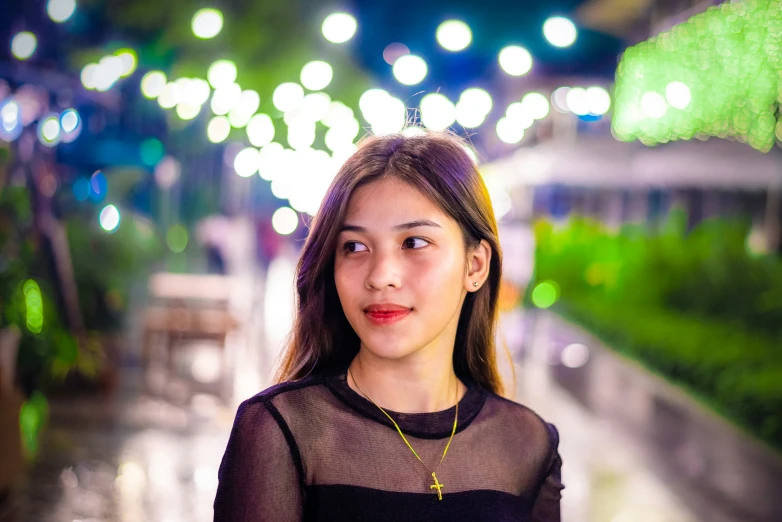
[364,249,402,291]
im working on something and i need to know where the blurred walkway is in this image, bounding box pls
[502,312,711,522]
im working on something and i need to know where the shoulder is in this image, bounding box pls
[482,392,561,455]
[232,375,326,429]
[241,374,324,409]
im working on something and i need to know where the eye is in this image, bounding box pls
[402,237,430,249]
[343,241,368,253]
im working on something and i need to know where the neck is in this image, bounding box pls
[347,349,465,414]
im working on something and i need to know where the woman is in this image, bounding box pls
[214,131,564,521]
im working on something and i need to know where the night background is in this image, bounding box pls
[1,0,781,520]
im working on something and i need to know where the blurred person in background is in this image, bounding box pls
[197,215,230,275]
[214,131,564,521]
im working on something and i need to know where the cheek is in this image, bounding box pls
[334,262,359,306]
[408,252,465,295]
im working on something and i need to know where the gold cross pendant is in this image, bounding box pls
[429,471,444,500]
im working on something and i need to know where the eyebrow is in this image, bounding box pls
[339,219,443,233]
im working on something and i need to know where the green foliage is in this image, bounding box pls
[531,211,782,451]
[66,210,163,331]
[19,391,48,460]
[613,0,782,151]
[0,187,98,395]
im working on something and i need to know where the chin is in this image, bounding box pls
[360,337,419,361]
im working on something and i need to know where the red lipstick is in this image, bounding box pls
[364,304,412,325]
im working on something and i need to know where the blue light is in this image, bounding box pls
[72,178,90,201]
[88,171,107,202]
[140,138,165,167]
[0,100,22,142]
[578,113,603,122]
[59,108,83,144]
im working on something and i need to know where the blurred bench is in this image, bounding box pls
[141,273,241,374]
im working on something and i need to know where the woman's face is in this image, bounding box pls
[334,176,481,363]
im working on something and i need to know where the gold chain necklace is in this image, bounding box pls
[348,366,459,501]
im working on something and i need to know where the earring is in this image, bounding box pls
[472,282,479,287]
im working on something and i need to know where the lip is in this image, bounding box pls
[364,304,412,325]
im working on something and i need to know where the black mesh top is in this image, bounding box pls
[214,365,564,521]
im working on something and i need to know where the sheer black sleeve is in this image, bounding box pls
[530,422,565,522]
[214,398,304,522]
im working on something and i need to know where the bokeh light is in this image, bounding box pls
[86,55,125,91]
[383,43,410,65]
[272,207,298,235]
[586,86,611,115]
[72,178,90,201]
[393,55,428,85]
[167,225,189,253]
[47,0,76,23]
[369,96,406,136]
[246,113,275,147]
[81,63,99,90]
[1,100,23,142]
[207,60,237,89]
[99,204,121,233]
[11,32,37,60]
[322,12,357,43]
[23,280,43,334]
[552,87,570,112]
[359,88,391,123]
[273,83,304,113]
[300,61,333,91]
[521,92,550,120]
[258,142,285,180]
[89,171,108,202]
[192,8,223,39]
[498,46,532,76]
[665,81,691,110]
[234,147,260,177]
[60,108,81,142]
[459,88,493,116]
[299,93,331,122]
[210,83,241,115]
[561,343,590,368]
[640,91,668,119]
[565,87,589,116]
[228,90,260,128]
[531,280,560,308]
[207,116,231,143]
[506,102,534,129]
[287,121,316,150]
[139,138,165,166]
[176,103,201,120]
[38,114,61,146]
[496,117,525,144]
[115,48,137,77]
[456,88,492,128]
[543,16,577,48]
[420,93,455,131]
[436,20,472,51]
[141,71,167,99]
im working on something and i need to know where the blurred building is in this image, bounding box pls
[485,0,782,254]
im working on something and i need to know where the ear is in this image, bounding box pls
[464,239,492,292]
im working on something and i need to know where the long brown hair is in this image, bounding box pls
[273,131,509,396]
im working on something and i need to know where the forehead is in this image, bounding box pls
[343,176,450,224]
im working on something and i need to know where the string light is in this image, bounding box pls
[322,13,357,43]
[11,32,37,60]
[192,8,223,39]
